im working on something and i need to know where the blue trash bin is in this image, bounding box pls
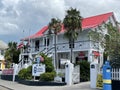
[103,61,112,90]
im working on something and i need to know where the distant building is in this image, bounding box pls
[0,40,8,70]
[18,12,118,71]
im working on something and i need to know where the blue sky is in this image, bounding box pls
[0,0,120,43]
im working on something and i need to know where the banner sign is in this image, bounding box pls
[32,64,45,76]
[2,68,14,75]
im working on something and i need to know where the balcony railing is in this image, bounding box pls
[21,40,99,54]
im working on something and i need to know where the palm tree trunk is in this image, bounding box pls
[70,44,73,63]
[70,38,74,63]
[54,34,58,70]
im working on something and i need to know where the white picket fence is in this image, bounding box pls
[112,68,120,80]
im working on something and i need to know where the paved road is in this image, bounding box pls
[0,79,101,90]
[0,85,13,90]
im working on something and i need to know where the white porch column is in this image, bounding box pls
[99,51,103,68]
[88,50,93,62]
[45,36,48,52]
[43,37,45,47]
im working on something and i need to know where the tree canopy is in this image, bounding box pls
[5,42,20,68]
[48,18,62,70]
[63,7,82,63]
[63,7,82,40]
[89,22,120,67]
[48,18,62,35]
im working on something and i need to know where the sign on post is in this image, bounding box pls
[32,64,45,76]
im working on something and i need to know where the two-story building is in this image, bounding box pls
[18,12,118,71]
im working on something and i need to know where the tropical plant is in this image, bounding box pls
[89,22,120,67]
[5,42,20,68]
[40,53,55,72]
[48,18,62,70]
[63,7,82,63]
[40,72,56,81]
[39,53,56,81]
[79,61,90,81]
[18,66,32,80]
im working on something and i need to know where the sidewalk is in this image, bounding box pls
[0,79,100,90]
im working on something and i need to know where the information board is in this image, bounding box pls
[32,64,45,76]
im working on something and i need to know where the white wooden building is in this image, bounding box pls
[18,12,118,71]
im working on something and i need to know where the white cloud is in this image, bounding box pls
[0,22,19,35]
[0,0,120,42]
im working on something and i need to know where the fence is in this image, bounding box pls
[72,65,80,83]
[112,68,120,80]
[111,68,120,90]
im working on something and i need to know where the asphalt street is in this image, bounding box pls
[0,85,13,90]
[0,79,101,90]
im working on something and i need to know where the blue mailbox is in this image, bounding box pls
[103,61,112,90]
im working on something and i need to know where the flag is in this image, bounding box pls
[17,42,24,49]
[40,56,44,62]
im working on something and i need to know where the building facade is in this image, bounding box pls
[18,12,118,71]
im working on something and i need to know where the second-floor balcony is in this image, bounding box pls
[21,40,99,54]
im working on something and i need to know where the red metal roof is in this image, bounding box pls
[23,12,113,40]
[82,12,113,29]
[23,26,48,40]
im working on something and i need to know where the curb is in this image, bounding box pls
[0,85,14,90]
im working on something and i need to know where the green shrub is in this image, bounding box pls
[40,72,56,81]
[40,53,54,72]
[79,61,90,81]
[18,66,32,80]
[18,68,27,80]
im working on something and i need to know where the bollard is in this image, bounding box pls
[65,62,74,85]
[103,61,112,90]
[90,62,99,88]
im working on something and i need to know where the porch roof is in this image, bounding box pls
[22,12,113,40]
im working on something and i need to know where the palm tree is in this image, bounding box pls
[48,18,62,70]
[5,42,20,68]
[63,8,82,63]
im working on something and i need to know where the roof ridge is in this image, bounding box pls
[83,12,113,19]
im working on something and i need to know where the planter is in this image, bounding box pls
[1,75,19,81]
[18,79,66,86]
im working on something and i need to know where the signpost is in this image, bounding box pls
[32,55,45,80]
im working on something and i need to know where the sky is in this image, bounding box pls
[0,0,120,43]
